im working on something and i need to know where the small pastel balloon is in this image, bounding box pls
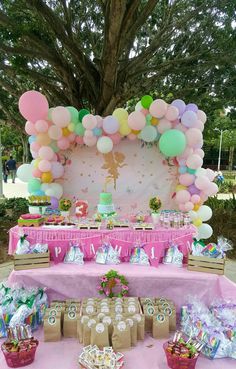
[93,127,102,136]
[49,196,59,210]
[185,128,203,147]
[95,115,103,128]
[186,154,203,169]
[179,173,195,186]
[178,166,187,174]
[193,119,204,132]
[149,99,168,118]
[110,133,121,145]
[157,118,172,134]
[57,137,70,150]
[28,178,41,193]
[68,133,76,142]
[68,123,75,132]
[197,110,207,124]
[128,111,146,130]
[186,103,198,113]
[62,127,70,137]
[50,141,60,153]
[197,205,212,221]
[175,123,187,133]
[195,168,206,177]
[193,203,201,211]
[41,171,53,183]
[112,108,128,121]
[184,201,194,211]
[35,119,48,133]
[25,121,37,136]
[28,135,36,144]
[103,116,119,134]
[195,176,211,190]
[181,111,198,128]
[30,141,41,152]
[139,125,157,142]
[135,101,142,111]
[51,162,64,179]
[176,184,187,192]
[31,151,39,159]
[78,108,90,122]
[165,105,179,121]
[48,125,62,140]
[75,123,85,136]
[82,114,97,130]
[176,189,191,203]
[199,191,209,202]
[97,136,113,153]
[177,159,186,166]
[151,117,159,126]
[188,184,201,195]
[189,210,198,221]
[36,133,51,146]
[195,140,203,149]
[119,122,131,136]
[194,148,204,159]
[187,168,196,175]
[19,91,49,122]
[51,106,71,127]
[75,136,84,145]
[67,106,79,124]
[39,146,54,160]
[84,130,94,138]
[127,133,137,141]
[191,194,201,204]
[204,182,218,196]
[141,95,153,109]
[178,146,193,159]
[205,168,216,181]
[38,159,52,172]
[171,99,186,115]
[83,135,97,147]
[197,224,213,240]
[193,218,202,227]
[179,203,186,212]
[141,108,149,116]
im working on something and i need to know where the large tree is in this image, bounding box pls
[0,0,236,126]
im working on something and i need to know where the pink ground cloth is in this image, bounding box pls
[0,328,235,369]
[8,263,236,309]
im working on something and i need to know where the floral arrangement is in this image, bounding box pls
[97,270,129,298]
[59,198,72,211]
[149,196,162,213]
[28,196,51,206]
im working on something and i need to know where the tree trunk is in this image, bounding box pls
[21,135,30,163]
[228,146,234,171]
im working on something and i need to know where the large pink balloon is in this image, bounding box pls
[195,176,211,190]
[38,159,52,172]
[30,141,41,152]
[185,128,203,147]
[128,111,146,130]
[191,194,201,204]
[165,105,179,121]
[57,137,70,150]
[39,146,54,160]
[51,107,71,127]
[83,135,97,147]
[51,162,64,178]
[179,173,195,186]
[176,190,191,203]
[103,116,119,134]
[25,121,37,135]
[186,154,203,169]
[157,119,172,134]
[82,114,97,130]
[149,99,168,118]
[19,91,49,122]
[35,120,48,133]
[48,125,62,140]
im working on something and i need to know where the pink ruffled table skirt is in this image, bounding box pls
[8,226,196,265]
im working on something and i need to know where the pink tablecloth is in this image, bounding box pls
[8,263,236,310]
[0,328,235,369]
[9,226,196,264]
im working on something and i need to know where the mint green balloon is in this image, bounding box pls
[47,107,54,121]
[187,168,196,174]
[50,141,59,153]
[28,179,41,194]
[67,106,79,124]
[75,123,85,136]
[159,129,186,157]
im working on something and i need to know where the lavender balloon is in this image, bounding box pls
[49,196,59,210]
[171,99,186,115]
[103,116,119,134]
[186,103,198,113]
[188,184,201,195]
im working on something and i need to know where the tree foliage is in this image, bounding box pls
[0,0,236,128]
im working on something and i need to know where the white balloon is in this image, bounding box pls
[135,101,142,111]
[45,183,63,199]
[97,136,113,154]
[205,168,216,181]
[41,183,50,192]
[195,168,206,177]
[197,205,212,221]
[189,210,198,221]
[197,223,213,240]
[16,164,33,182]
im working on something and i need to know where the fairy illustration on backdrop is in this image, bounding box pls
[101,152,127,190]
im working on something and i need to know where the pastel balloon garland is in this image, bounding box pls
[17,91,218,240]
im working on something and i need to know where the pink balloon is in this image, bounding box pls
[31,151,39,159]
[194,148,204,159]
[195,176,211,190]
[48,125,62,140]
[185,128,203,147]
[35,120,48,133]
[128,111,146,130]
[203,182,218,196]
[181,111,198,128]
[68,133,76,142]
[177,159,186,166]
[30,142,41,152]
[82,114,97,130]
[199,191,209,201]
[110,133,121,145]
[195,140,203,149]
[25,121,37,135]
[127,133,137,141]
[205,168,216,181]
[32,168,42,178]
[84,130,94,138]
[179,173,195,186]
[178,146,193,159]
[57,137,70,150]
[38,159,52,172]
[141,108,149,116]
[83,135,97,147]
[51,107,71,127]
[165,105,179,121]
[176,190,191,203]
[19,91,49,122]
[186,154,203,169]
[51,162,64,178]
[52,153,58,161]
[149,99,168,118]
[193,119,204,132]
[103,116,119,134]
[39,146,54,160]
[179,203,186,212]
[175,123,187,133]
[157,118,172,134]
[95,115,103,128]
[76,136,84,145]
[197,110,207,124]
[184,201,194,211]
[191,194,200,204]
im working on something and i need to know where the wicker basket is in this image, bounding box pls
[1,340,38,368]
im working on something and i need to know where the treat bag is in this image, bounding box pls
[90,322,110,348]
[112,321,131,351]
[50,302,65,330]
[44,313,61,341]
[64,244,84,264]
[144,305,158,332]
[130,243,150,266]
[171,244,183,267]
[77,316,89,343]
[95,245,108,264]
[125,317,137,346]
[82,304,97,316]
[152,313,169,339]
[160,306,176,331]
[102,315,113,341]
[83,318,97,346]
[63,310,79,338]
[132,314,145,340]
[15,234,30,255]
[106,245,120,265]
[124,304,139,315]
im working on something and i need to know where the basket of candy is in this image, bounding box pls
[163,332,202,369]
[1,338,39,368]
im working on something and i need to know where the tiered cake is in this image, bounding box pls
[97,192,115,217]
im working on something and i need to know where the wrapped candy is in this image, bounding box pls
[191,236,233,259]
[30,243,48,253]
[130,241,149,266]
[163,243,183,267]
[15,234,30,255]
[64,243,84,264]
[191,238,205,256]
[96,239,120,265]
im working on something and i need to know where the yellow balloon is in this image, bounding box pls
[131,129,141,135]
[151,117,159,126]
[62,127,70,137]
[194,204,200,211]
[119,123,131,136]
[33,158,41,168]
[112,108,128,122]
[41,171,53,183]
[176,184,187,192]
[193,218,202,227]
[36,133,51,145]
[68,123,75,132]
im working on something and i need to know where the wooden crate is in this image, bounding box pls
[188,254,225,275]
[14,252,50,270]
